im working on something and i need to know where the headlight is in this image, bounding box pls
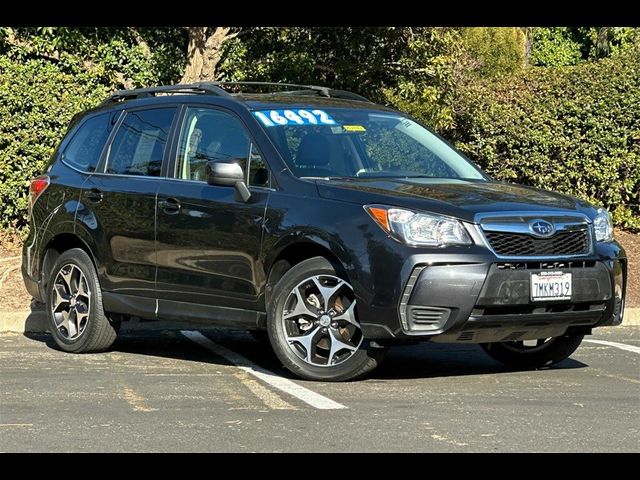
[593,208,614,242]
[365,205,472,246]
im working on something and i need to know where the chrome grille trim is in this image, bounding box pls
[475,211,594,260]
[398,266,426,331]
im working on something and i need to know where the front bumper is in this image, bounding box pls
[359,243,626,342]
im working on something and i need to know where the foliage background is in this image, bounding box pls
[1,26,638,230]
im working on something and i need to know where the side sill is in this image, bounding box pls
[102,292,263,329]
[158,298,262,329]
[103,292,156,320]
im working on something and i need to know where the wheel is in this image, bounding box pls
[480,333,585,369]
[46,248,118,353]
[267,256,388,381]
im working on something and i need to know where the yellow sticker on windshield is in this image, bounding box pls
[343,125,366,132]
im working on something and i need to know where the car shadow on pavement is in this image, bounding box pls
[371,343,587,381]
[23,323,589,382]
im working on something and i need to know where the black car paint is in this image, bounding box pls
[22,93,627,341]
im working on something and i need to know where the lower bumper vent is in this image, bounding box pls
[406,306,450,332]
[456,331,474,341]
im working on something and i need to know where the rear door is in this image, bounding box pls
[155,105,272,313]
[79,106,178,297]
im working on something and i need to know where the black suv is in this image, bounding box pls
[22,82,626,381]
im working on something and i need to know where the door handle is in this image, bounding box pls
[84,188,103,203]
[159,197,181,215]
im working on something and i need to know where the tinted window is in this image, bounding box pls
[106,108,175,176]
[61,113,113,172]
[176,107,269,186]
[248,143,270,187]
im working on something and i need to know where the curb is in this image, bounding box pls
[1,310,47,333]
[623,307,640,326]
[2,307,640,333]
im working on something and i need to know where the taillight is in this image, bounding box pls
[28,175,50,220]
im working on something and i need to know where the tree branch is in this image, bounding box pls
[129,27,151,58]
[4,27,60,62]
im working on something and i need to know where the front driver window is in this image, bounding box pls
[176,107,269,187]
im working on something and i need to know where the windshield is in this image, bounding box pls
[253,108,486,180]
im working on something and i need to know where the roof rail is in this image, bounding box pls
[217,81,372,103]
[99,81,371,106]
[99,82,232,106]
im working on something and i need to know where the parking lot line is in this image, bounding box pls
[584,339,640,355]
[181,330,347,410]
[232,371,297,410]
[119,386,158,412]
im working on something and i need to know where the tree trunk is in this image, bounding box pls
[523,27,533,67]
[181,27,236,83]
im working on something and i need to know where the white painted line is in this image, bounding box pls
[584,339,640,355]
[181,330,347,410]
[119,386,158,412]
[232,371,296,410]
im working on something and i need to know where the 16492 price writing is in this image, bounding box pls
[253,109,337,127]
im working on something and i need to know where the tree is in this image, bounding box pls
[382,28,461,132]
[458,27,526,77]
[0,27,184,89]
[217,27,407,101]
[181,27,239,83]
[217,27,460,130]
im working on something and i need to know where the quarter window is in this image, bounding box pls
[61,113,113,172]
[106,108,176,176]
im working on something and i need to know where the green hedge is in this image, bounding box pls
[453,52,640,230]
[0,57,107,229]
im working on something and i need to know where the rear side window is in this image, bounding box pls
[61,113,112,172]
[106,108,176,176]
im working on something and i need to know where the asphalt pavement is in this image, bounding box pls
[1,325,638,452]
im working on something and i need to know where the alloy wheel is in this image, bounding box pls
[281,275,363,367]
[50,264,91,340]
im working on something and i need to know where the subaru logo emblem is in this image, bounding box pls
[529,219,555,237]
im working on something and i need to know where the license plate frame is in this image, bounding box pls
[530,271,572,302]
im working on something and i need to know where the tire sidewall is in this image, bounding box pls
[267,257,379,381]
[46,249,103,353]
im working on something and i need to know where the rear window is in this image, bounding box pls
[106,108,176,177]
[61,113,113,173]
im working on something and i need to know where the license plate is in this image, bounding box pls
[531,271,572,301]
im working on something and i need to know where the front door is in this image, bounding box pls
[155,106,272,313]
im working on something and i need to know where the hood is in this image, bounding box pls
[315,178,590,222]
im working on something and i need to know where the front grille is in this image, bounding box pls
[485,229,589,257]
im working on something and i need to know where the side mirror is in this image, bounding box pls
[206,160,251,202]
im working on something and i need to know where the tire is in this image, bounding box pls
[45,248,118,353]
[480,333,585,369]
[267,256,388,381]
